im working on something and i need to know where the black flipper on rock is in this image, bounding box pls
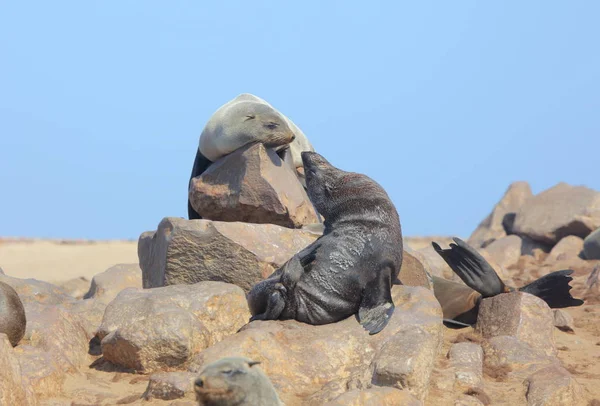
[432,237,506,298]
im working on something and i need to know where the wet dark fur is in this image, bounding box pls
[247,152,403,334]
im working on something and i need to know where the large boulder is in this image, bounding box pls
[83,263,142,303]
[189,143,318,228]
[468,181,533,248]
[481,235,548,270]
[545,236,584,263]
[524,365,583,406]
[448,342,483,392]
[189,286,443,404]
[97,282,250,373]
[476,292,556,357]
[512,183,600,245]
[138,217,317,291]
[0,274,75,306]
[583,227,600,260]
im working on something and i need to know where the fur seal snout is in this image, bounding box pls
[0,281,26,346]
[194,357,282,406]
[247,151,403,334]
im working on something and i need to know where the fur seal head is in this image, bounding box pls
[199,94,296,162]
[194,357,282,406]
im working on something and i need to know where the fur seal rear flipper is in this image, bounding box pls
[431,238,584,327]
[519,269,584,308]
[432,237,507,297]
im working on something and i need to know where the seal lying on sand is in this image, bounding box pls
[247,151,403,335]
[194,357,282,406]
[0,281,26,346]
[188,93,315,219]
[432,237,584,327]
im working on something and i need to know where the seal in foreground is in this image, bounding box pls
[247,151,403,335]
[194,357,282,406]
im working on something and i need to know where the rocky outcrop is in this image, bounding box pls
[188,286,443,404]
[97,282,250,373]
[83,263,142,303]
[468,181,533,248]
[512,183,600,245]
[189,143,318,228]
[138,217,317,291]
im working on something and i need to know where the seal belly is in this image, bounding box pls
[292,274,361,325]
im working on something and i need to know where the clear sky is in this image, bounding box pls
[1,2,598,240]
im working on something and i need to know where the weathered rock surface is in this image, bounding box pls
[138,217,317,290]
[482,235,547,269]
[97,282,250,373]
[545,235,584,262]
[324,387,423,406]
[0,334,28,405]
[476,292,556,357]
[584,227,600,260]
[58,277,90,300]
[399,247,433,289]
[83,263,142,303]
[372,323,441,400]
[448,342,483,391]
[189,286,443,404]
[468,181,533,248]
[524,365,583,406]
[143,372,196,401]
[23,302,91,371]
[189,143,318,228]
[482,336,558,377]
[15,344,66,401]
[512,183,600,245]
[0,274,75,305]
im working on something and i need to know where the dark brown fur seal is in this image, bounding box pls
[432,237,584,327]
[194,357,282,406]
[247,151,403,335]
[0,281,26,346]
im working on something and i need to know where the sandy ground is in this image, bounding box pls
[0,238,138,284]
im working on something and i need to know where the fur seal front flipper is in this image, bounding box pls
[358,263,396,335]
[432,237,506,298]
[188,149,213,219]
[518,269,584,308]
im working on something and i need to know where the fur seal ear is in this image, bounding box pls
[245,114,256,121]
[247,360,261,367]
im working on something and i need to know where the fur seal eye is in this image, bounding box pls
[244,115,256,121]
[265,122,279,129]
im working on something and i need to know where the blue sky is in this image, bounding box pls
[1,1,598,240]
